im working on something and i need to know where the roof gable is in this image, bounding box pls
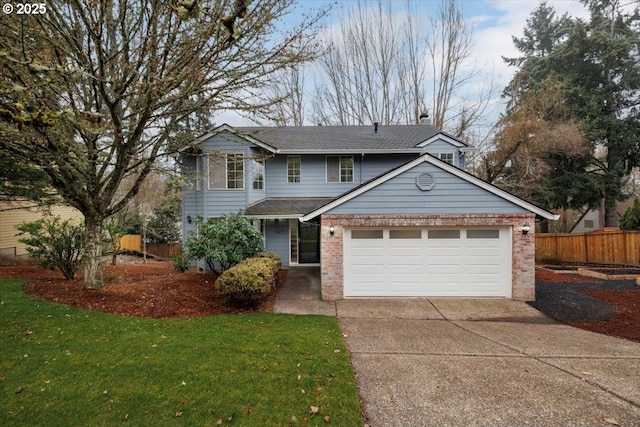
[416,133,469,149]
[300,154,559,221]
[190,124,278,153]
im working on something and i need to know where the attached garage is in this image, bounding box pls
[343,227,511,297]
[300,153,559,301]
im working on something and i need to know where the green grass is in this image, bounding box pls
[0,279,362,426]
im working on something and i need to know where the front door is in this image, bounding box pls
[298,221,320,263]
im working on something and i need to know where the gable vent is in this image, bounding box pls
[416,173,436,191]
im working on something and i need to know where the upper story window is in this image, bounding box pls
[287,156,301,183]
[327,156,354,183]
[252,158,264,190]
[439,153,454,165]
[208,153,244,190]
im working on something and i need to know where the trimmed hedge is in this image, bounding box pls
[257,251,282,270]
[215,253,282,307]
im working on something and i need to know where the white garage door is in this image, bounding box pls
[343,228,511,297]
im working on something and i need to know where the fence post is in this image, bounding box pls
[583,233,588,264]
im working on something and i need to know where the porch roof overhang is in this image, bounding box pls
[244,197,335,219]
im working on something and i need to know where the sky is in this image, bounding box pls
[216,0,592,128]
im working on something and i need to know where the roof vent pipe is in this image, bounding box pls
[374,122,379,133]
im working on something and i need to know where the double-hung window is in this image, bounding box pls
[208,153,244,189]
[252,158,264,190]
[326,156,354,183]
[287,156,301,183]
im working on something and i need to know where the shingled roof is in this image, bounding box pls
[244,198,335,218]
[234,125,459,153]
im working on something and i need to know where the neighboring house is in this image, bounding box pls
[570,198,636,233]
[0,202,84,258]
[181,124,558,301]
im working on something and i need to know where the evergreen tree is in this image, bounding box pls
[554,0,640,225]
[490,0,640,225]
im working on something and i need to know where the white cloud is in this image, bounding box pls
[472,1,590,84]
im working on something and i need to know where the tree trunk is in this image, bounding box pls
[604,139,621,228]
[604,197,618,227]
[539,219,549,233]
[83,216,104,289]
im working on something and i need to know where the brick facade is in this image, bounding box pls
[320,213,536,301]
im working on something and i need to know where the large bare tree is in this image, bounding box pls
[0,0,326,289]
[262,65,307,126]
[311,0,491,135]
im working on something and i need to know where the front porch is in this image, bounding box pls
[245,197,332,267]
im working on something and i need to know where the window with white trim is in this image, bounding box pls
[252,158,264,190]
[439,153,454,165]
[287,156,301,183]
[208,153,244,189]
[327,156,354,183]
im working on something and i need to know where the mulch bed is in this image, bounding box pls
[2,261,639,343]
[532,268,640,343]
[587,268,640,275]
[2,260,286,319]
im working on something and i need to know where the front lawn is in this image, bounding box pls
[0,279,362,426]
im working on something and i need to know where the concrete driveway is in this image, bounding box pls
[275,268,640,426]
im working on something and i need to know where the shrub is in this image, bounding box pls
[172,254,191,273]
[620,199,640,230]
[215,256,280,307]
[184,213,264,274]
[16,216,85,280]
[257,251,282,270]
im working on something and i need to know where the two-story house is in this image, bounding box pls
[181,124,557,301]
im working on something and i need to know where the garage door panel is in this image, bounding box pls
[350,245,385,255]
[390,280,425,292]
[426,247,464,256]
[344,227,511,297]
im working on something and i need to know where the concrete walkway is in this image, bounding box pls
[274,268,640,426]
[273,267,336,315]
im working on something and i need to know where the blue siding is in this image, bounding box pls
[181,156,205,240]
[201,132,252,217]
[327,162,529,215]
[265,219,290,266]
[265,154,415,198]
[360,154,417,181]
[248,147,267,204]
[185,129,481,221]
[422,140,463,169]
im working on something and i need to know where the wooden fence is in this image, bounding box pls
[536,229,640,266]
[118,235,182,259]
[146,242,182,259]
[119,234,141,252]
